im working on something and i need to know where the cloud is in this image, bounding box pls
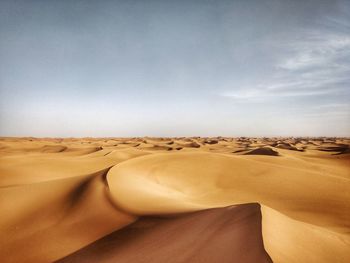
[277,32,350,70]
[221,86,339,100]
[222,27,350,101]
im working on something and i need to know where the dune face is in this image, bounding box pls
[244,147,279,156]
[58,204,272,263]
[0,137,349,262]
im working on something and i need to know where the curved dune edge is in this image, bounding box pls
[57,203,272,263]
[106,152,350,263]
[0,147,151,263]
[0,169,137,263]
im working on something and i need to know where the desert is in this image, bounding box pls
[1,1,350,262]
[0,137,349,262]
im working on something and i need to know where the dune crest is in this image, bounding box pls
[244,147,279,156]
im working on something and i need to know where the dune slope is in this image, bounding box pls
[58,203,272,263]
[106,151,350,262]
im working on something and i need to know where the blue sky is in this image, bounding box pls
[0,0,349,137]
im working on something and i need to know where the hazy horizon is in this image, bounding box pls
[1,0,350,137]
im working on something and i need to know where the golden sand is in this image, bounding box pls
[0,137,349,262]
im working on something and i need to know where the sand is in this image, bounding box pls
[0,137,349,262]
[58,203,272,263]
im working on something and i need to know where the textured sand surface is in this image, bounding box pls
[59,203,272,263]
[0,137,349,262]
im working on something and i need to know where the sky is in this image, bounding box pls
[0,0,349,137]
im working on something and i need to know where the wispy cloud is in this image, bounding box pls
[277,31,350,70]
[222,22,350,101]
[221,86,340,100]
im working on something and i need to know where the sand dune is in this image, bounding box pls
[316,144,349,154]
[107,151,349,225]
[273,143,303,151]
[58,203,272,263]
[0,137,349,262]
[244,146,279,156]
[0,163,136,262]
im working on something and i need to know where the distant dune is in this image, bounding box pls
[0,137,349,262]
[244,146,279,156]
